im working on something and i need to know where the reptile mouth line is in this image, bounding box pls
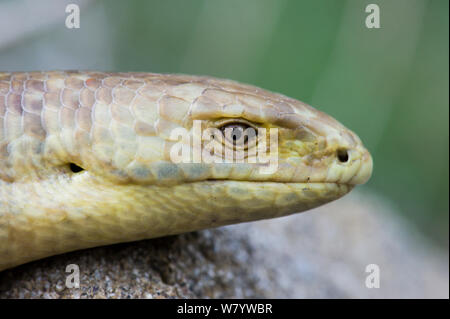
[199,179,354,187]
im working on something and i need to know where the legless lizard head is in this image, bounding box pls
[0,71,373,270]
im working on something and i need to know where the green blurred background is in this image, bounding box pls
[0,0,448,247]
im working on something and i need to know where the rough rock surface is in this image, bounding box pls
[0,192,448,298]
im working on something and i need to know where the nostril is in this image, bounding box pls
[337,149,349,163]
[69,163,84,173]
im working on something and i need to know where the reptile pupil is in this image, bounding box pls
[220,123,256,146]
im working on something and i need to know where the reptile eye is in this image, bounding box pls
[220,123,257,147]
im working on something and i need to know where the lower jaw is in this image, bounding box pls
[180,180,352,219]
[0,180,351,271]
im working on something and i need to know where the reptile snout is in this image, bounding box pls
[321,129,373,186]
[346,147,373,185]
[329,142,373,185]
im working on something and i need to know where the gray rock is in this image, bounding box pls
[0,191,447,298]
